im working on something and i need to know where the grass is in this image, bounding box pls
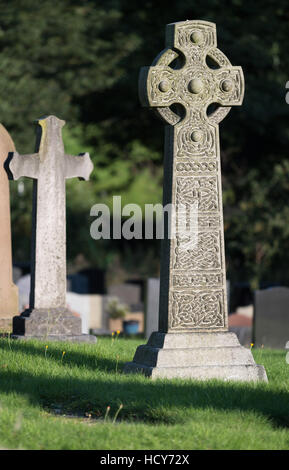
[0,335,288,450]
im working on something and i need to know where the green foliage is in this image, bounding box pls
[1,1,289,284]
[106,298,130,319]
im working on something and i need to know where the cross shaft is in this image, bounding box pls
[140,20,244,332]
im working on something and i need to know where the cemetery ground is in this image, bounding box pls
[0,336,288,450]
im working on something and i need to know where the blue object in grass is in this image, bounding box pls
[123,320,139,335]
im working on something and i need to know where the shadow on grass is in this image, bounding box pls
[0,337,121,372]
[0,339,288,428]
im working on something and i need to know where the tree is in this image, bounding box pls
[1,0,289,287]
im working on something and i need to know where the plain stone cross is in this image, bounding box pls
[125,20,267,381]
[8,115,96,342]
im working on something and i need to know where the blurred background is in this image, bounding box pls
[2,0,289,345]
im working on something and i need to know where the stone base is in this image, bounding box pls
[12,308,97,343]
[11,334,96,343]
[123,331,268,382]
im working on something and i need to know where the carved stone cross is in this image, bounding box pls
[139,20,245,332]
[125,20,267,381]
[8,115,96,342]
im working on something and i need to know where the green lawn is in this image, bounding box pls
[0,335,288,450]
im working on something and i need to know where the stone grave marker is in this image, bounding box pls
[254,287,289,348]
[124,20,267,381]
[108,283,142,309]
[7,115,96,342]
[145,277,229,339]
[145,278,160,339]
[16,273,31,312]
[0,124,19,330]
[66,291,111,335]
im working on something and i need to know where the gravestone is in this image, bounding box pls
[67,273,89,294]
[16,274,31,312]
[108,283,141,305]
[7,115,96,342]
[124,20,267,381]
[66,292,90,334]
[254,287,289,348]
[13,266,22,284]
[146,277,229,339]
[66,292,111,335]
[0,124,19,329]
[67,268,106,294]
[145,278,160,338]
[108,283,142,310]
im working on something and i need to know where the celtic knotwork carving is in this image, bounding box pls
[139,21,244,127]
[152,48,178,67]
[178,65,216,107]
[214,69,243,105]
[176,122,216,158]
[208,106,231,125]
[173,273,223,288]
[139,20,244,332]
[207,48,231,68]
[176,160,217,173]
[172,22,217,51]
[176,177,218,211]
[198,215,220,230]
[156,107,181,126]
[174,232,221,270]
[149,68,177,106]
[171,290,225,329]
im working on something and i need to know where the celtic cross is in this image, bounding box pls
[125,20,267,382]
[140,20,244,332]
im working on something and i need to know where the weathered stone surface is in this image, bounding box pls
[139,20,244,332]
[7,116,96,343]
[124,360,267,382]
[13,308,82,336]
[147,331,240,348]
[134,344,255,367]
[124,20,267,381]
[124,331,267,381]
[12,334,96,343]
[0,123,19,327]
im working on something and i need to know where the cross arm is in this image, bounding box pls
[7,151,40,180]
[139,46,180,108]
[139,65,178,108]
[64,152,94,181]
[213,66,244,107]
